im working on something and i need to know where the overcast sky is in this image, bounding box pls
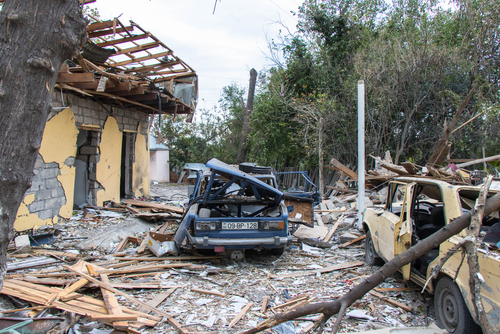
[93,0,304,113]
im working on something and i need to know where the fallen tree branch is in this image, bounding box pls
[464,176,494,334]
[241,192,500,334]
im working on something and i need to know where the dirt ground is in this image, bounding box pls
[2,182,439,334]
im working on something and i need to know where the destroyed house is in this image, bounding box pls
[14,17,197,231]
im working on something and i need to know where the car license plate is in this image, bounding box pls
[222,222,258,230]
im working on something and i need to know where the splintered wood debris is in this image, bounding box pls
[2,183,433,333]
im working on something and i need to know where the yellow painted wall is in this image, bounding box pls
[96,117,122,205]
[133,123,150,197]
[14,107,78,230]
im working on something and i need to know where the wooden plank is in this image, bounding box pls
[268,261,364,279]
[62,265,187,334]
[124,93,158,101]
[115,42,161,55]
[114,237,141,254]
[0,306,50,314]
[90,315,137,321]
[455,154,500,168]
[285,296,317,311]
[33,249,80,259]
[87,20,116,31]
[121,199,184,214]
[96,33,149,47]
[57,278,89,301]
[56,72,94,83]
[260,296,268,313]
[87,26,134,39]
[328,158,358,179]
[111,86,146,96]
[112,51,173,67]
[379,161,410,175]
[325,186,358,194]
[138,287,178,313]
[125,61,182,74]
[82,90,158,112]
[2,279,161,323]
[339,235,366,248]
[228,302,253,329]
[104,81,131,92]
[401,162,420,175]
[100,274,128,330]
[323,214,345,242]
[95,263,192,275]
[64,82,99,90]
[271,296,308,310]
[369,290,413,312]
[191,287,225,297]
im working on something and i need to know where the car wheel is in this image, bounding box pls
[271,247,285,256]
[434,276,481,334]
[365,231,383,266]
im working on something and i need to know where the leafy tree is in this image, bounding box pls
[155,83,247,169]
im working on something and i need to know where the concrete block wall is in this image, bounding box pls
[50,91,150,136]
[27,157,66,221]
[22,91,151,221]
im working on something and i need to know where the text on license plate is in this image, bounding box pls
[222,222,258,230]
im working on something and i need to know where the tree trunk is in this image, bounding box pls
[427,84,476,166]
[237,68,257,164]
[0,0,87,290]
[241,192,500,334]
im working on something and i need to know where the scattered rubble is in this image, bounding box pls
[2,181,440,333]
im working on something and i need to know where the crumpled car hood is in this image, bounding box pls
[206,158,283,203]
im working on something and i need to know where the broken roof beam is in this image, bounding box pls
[96,33,150,48]
[146,68,190,77]
[87,20,118,31]
[56,72,95,83]
[328,158,358,179]
[152,72,198,83]
[114,42,161,55]
[88,26,134,39]
[112,86,146,97]
[126,93,162,101]
[104,81,132,93]
[85,90,158,113]
[125,60,183,74]
[111,51,174,67]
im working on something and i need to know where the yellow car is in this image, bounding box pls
[362,177,500,334]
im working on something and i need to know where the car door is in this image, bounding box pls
[377,181,415,280]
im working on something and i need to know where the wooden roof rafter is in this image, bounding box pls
[54,15,197,117]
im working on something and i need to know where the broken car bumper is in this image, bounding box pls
[186,232,291,248]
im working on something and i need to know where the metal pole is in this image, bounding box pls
[358,80,365,230]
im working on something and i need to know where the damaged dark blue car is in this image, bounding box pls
[174,159,316,260]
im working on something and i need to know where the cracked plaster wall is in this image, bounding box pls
[133,123,150,198]
[14,91,151,231]
[15,107,78,231]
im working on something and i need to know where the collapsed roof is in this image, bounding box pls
[58,18,198,117]
[0,0,198,118]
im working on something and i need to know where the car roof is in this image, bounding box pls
[205,158,282,201]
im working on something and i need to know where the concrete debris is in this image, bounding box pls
[2,182,438,333]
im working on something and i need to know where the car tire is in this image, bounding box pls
[434,276,481,334]
[365,231,383,266]
[271,247,285,256]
